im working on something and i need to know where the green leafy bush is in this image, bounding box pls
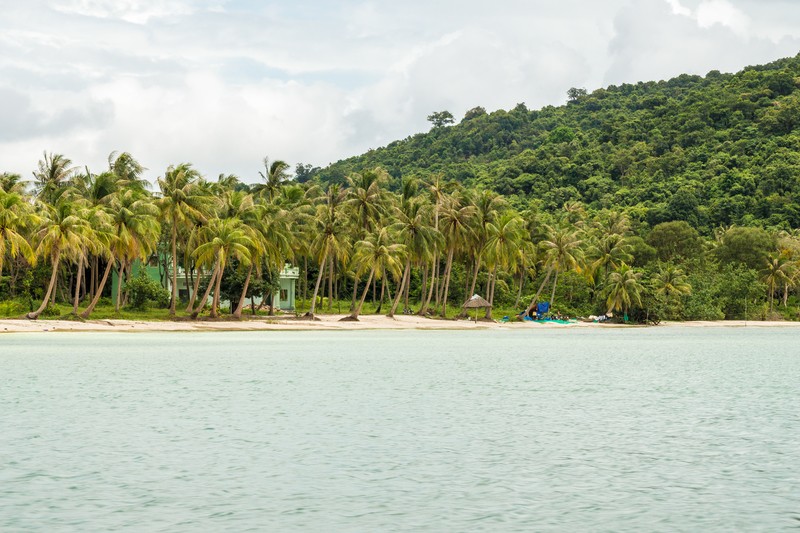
[125,272,170,310]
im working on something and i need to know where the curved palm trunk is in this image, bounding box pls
[515,269,525,308]
[80,259,115,319]
[210,255,225,318]
[169,225,178,316]
[191,257,220,318]
[115,261,126,312]
[347,265,376,320]
[375,276,386,313]
[485,265,497,319]
[307,249,328,317]
[185,265,203,312]
[388,258,411,317]
[350,277,358,312]
[550,268,559,310]
[526,267,553,316]
[72,254,85,314]
[440,248,455,318]
[27,249,61,320]
[122,262,133,308]
[327,255,335,312]
[404,266,412,314]
[768,283,774,312]
[418,259,437,315]
[469,256,482,299]
[232,265,253,319]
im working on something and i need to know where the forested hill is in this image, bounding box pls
[310,53,800,234]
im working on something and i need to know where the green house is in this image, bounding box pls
[112,257,299,311]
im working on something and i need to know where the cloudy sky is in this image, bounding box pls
[1,0,799,184]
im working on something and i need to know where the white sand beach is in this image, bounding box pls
[1,315,799,333]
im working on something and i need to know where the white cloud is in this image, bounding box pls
[1,0,799,183]
[665,0,692,17]
[696,0,750,36]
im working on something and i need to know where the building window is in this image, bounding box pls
[280,289,288,301]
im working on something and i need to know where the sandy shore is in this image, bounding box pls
[1,315,799,333]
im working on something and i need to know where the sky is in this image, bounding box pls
[1,0,799,185]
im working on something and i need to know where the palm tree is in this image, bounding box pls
[78,190,160,317]
[192,218,253,318]
[108,151,149,191]
[418,174,451,315]
[0,189,38,281]
[0,172,27,194]
[234,202,292,318]
[605,263,644,316]
[387,198,439,317]
[651,264,692,310]
[762,254,793,312]
[26,196,93,319]
[437,195,475,317]
[307,186,349,318]
[157,163,209,316]
[108,190,161,312]
[253,157,291,203]
[32,152,77,204]
[343,226,404,321]
[589,233,632,284]
[467,189,504,299]
[482,211,524,318]
[527,224,584,315]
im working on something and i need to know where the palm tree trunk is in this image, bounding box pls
[769,285,774,313]
[327,255,334,311]
[210,256,224,318]
[308,250,328,317]
[375,276,386,313]
[115,261,126,312]
[183,264,191,308]
[435,259,444,310]
[232,265,253,319]
[419,260,436,314]
[192,257,220,318]
[440,249,455,318]
[185,264,203,312]
[515,269,525,309]
[80,259,114,319]
[404,266,412,313]
[302,256,308,312]
[122,262,133,307]
[526,267,553,315]
[348,266,376,320]
[550,268,559,309]
[388,258,411,317]
[351,276,359,312]
[469,256,482,297]
[73,254,85,314]
[169,225,178,315]
[485,266,497,319]
[27,249,61,320]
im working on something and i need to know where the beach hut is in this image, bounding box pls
[463,294,491,322]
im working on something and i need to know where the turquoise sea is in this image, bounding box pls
[1,328,799,531]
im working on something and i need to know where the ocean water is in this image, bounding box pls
[1,328,799,532]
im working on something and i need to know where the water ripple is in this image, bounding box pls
[1,328,799,531]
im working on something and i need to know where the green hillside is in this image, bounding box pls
[313,53,800,233]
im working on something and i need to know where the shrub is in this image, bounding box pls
[125,272,170,310]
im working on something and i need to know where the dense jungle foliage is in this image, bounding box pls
[311,54,800,234]
[2,54,800,323]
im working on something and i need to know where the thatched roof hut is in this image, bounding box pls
[463,294,491,322]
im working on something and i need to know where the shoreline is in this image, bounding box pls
[1,315,799,333]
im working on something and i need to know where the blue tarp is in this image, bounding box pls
[537,302,550,315]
